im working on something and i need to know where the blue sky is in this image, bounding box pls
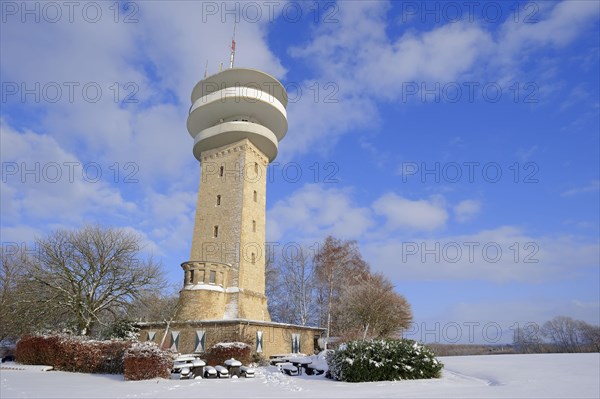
[1,1,599,343]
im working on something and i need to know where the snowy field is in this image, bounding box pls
[2,353,599,398]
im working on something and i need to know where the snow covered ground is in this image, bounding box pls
[1,353,599,398]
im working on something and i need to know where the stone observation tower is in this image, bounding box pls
[138,65,322,357]
[175,68,288,322]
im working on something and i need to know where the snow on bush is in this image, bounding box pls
[205,342,251,366]
[123,342,175,381]
[106,320,140,341]
[16,334,173,379]
[16,334,131,374]
[326,339,443,382]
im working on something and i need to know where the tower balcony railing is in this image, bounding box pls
[181,260,232,290]
[187,86,287,141]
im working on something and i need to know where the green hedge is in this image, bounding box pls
[326,339,443,382]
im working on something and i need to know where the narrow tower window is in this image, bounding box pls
[216,195,221,206]
[253,190,257,202]
[254,162,258,174]
[190,270,195,284]
[213,225,219,238]
[219,166,224,177]
[252,220,256,232]
[209,270,216,284]
[251,253,256,264]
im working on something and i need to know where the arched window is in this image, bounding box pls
[252,220,256,232]
[213,226,219,238]
[216,195,221,206]
[219,166,224,177]
[253,190,257,202]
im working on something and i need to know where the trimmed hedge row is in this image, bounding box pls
[205,342,251,366]
[16,335,173,380]
[326,339,443,382]
[124,342,173,380]
[15,335,129,374]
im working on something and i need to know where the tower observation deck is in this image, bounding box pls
[187,68,288,162]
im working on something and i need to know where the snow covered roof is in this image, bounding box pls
[135,319,325,331]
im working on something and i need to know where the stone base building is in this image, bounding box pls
[139,320,321,359]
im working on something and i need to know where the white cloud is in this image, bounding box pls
[290,2,494,94]
[373,193,448,231]
[0,2,286,188]
[267,184,374,242]
[142,189,197,256]
[562,180,600,197]
[454,199,482,223]
[363,226,599,283]
[282,1,599,156]
[268,186,487,240]
[1,121,137,225]
[497,0,600,59]
[516,145,539,162]
[0,119,197,282]
[280,90,378,159]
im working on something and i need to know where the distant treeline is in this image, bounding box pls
[427,344,515,357]
[512,316,599,354]
[427,316,600,357]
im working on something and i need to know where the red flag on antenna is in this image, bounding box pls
[232,39,236,51]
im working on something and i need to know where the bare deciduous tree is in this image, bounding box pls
[1,251,30,341]
[279,247,317,326]
[578,321,600,351]
[542,316,585,352]
[126,288,180,323]
[336,273,412,340]
[314,236,370,345]
[265,236,414,348]
[512,323,544,353]
[26,225,165,336]
[265,255,290,323]
[266,248,318,325]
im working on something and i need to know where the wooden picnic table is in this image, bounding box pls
[290,358,312,375]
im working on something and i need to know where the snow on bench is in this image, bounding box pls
[174,354,200,362]
[215,365,229,378]
[224,358,242,367]
[269,353,308,365]
[224,358,243,378]
[240,366,255,378]
[204,366,218,378]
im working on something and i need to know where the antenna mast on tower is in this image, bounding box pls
[229,21,237,69]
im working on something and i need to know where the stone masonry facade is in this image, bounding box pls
[139,320,320,359]
[175,138,271,322]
